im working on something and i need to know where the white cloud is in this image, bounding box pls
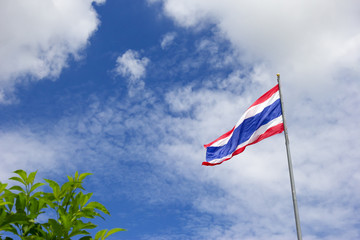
[0,128,78,182]
[115,49,150,80]
[153,0,360,94]
[115,49,150,96]
[161,32,177,49]
[0,0,104,103]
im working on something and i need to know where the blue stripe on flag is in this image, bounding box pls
[206,99,282,161]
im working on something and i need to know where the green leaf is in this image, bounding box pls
[43,195,57,208]
[13,170,27,184]
[27,171,37,185]
[30,182,45,194]
[9,185,25,193]
[79,173,92,182]
[44,179,60,199]
[95,229,107,240]
[79,237,92,240]
[9,176,25,185]
[60,182,73,193]
[69,229,90,237]
[3,191,15,211]
[85,202,110,215]
[0,183,8,193]
[44,179,60,191]
[47,219,63,237]
[0,201,12,206]
[37,197,48,211]
[104,228,127,238]
[0,223,18,235]
[1,212,29,226]
[68,221,96,237]
[67,176,74,183]
[15,193,26,213]
[81,193,93,207]
[31,191,43,199]
[59,212,72,233]
[28,198,40,217]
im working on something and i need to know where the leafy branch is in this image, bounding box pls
[0,170,125,240]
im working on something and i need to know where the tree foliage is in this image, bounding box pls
[0,170,125,239]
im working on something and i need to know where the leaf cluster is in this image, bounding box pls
[0,170,125,239]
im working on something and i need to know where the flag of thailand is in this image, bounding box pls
[203,85,284,166]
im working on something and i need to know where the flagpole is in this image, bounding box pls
[277,73,303,240]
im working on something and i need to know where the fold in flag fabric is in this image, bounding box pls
[203,85,284,166]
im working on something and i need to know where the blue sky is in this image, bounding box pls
[1,0,360,239]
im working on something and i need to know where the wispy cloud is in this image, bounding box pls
[0,0,104,103]
[160,32,177,49]
[146,1,360,238]
[0,127,78,181]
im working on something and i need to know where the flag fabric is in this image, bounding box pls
[203,85,284,166]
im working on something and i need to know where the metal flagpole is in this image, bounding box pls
[276,73,303,240]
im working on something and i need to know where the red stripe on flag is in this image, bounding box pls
[204,85,279,149]
[202,123,284,166]
[249,85,279,108]
[204,126,235,148]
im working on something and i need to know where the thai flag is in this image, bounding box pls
[203,85,284,166]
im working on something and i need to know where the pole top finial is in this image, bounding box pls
[277,73,280,77]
